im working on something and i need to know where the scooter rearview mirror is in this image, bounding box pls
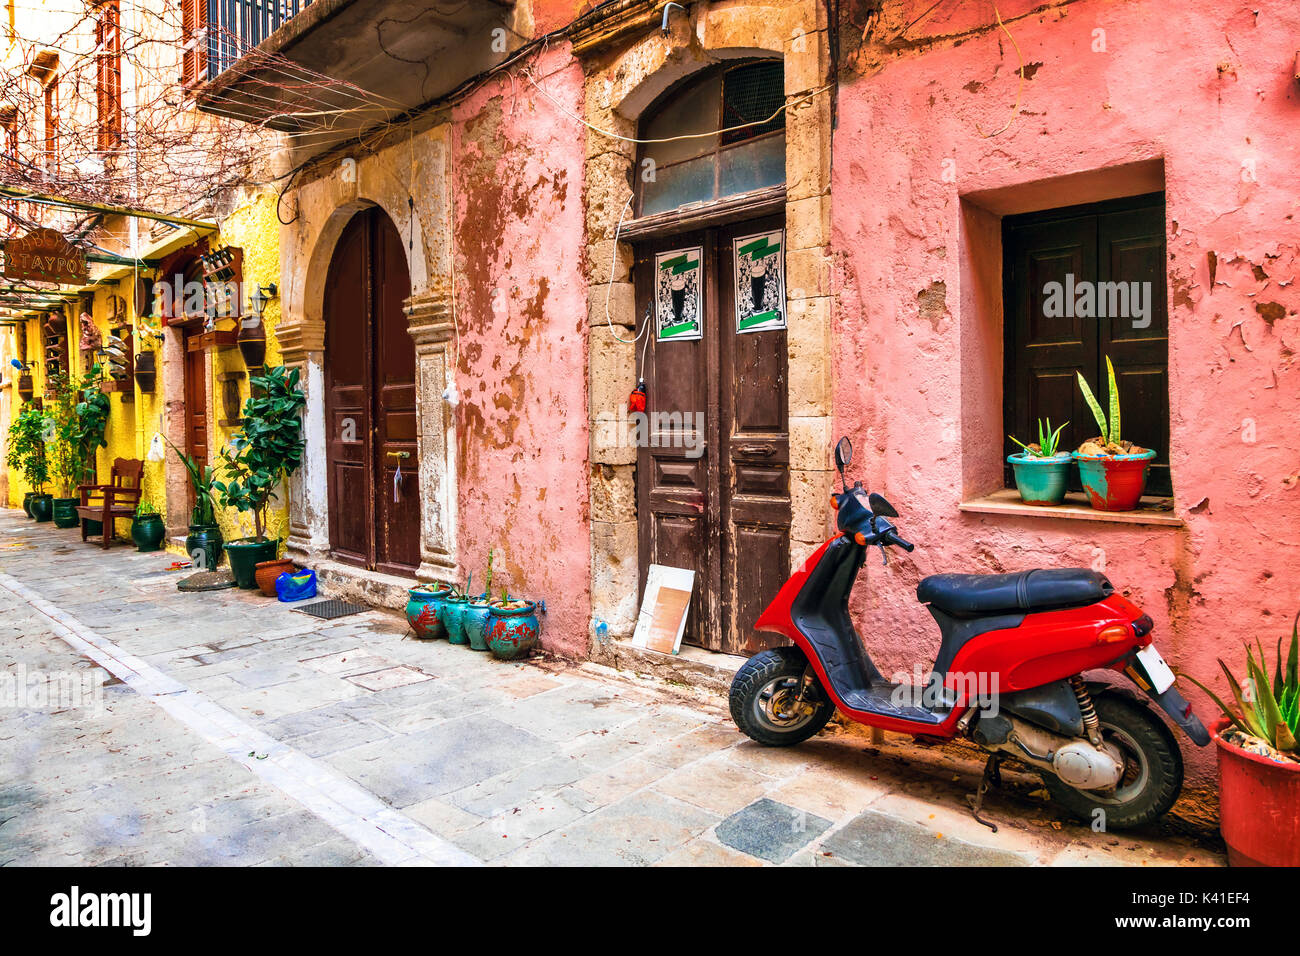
[868,492,898,518]
[833,437,852,490]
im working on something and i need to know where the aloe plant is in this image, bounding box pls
[1184,610,1300,755]
[1009,417,1069,458]
[165,435,217,526]
[1076,356,1122,445]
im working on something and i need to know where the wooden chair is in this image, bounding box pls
[76,458,144,549]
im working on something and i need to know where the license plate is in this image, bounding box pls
[1136,643,1175,694]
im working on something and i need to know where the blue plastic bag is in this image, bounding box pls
[276,569,317,602]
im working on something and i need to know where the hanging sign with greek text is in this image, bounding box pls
[3,228,88,284]
[654,246,703,342]
[733,229,785,334]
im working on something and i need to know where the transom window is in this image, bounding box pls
[637,60,786,217]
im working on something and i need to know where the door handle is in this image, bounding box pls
[386,451,411,459]
[737,444,775,457]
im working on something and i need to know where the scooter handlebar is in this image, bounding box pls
[882,529,915,552]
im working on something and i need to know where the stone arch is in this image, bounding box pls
[580,0,835,651]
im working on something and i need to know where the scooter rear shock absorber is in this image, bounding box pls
[1070,675,1102,745]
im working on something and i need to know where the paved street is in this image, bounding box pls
[0,510,1222,867]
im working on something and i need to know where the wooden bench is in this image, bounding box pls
[76,458,144,549]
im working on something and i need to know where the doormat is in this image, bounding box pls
[178,569,236,592]
[295,599,368,621]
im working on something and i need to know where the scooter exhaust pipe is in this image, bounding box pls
[973,712,1124,791]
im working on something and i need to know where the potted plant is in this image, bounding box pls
[5,403,51,520]
[459,550,499,652]
[1007,417,1071,505]
[47,367,109,529]
[166,437,223,571]
[130,495,166,552]
[1185,611,1300,866]
[406,581,455,639]
[212,365,306,589]
[1072,357,1156,511]
[254,556,297,597]
[486,586,541,661]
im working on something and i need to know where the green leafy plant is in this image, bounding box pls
[1076,356,1122,446]
[1184,610,1300,756]
[212,365,306,542]
[135,494,161,518]
[45,365,110,497]
[5,402,51,493]
[164,435,217,526]
[484,548,495,599]
[1009,417,1069,458]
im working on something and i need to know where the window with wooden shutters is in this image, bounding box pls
[1002,193,1171,498]
[180,0,207,88]
[95,0,121,151]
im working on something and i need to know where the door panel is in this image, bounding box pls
[636,229,718,648]
[635,216,789,654]
[719,216,789,653]
[182,327,207,519]
[324,206,419,573]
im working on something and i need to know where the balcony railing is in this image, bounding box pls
[205,0,314,80]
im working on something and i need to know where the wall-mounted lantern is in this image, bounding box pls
[238,282,276,372]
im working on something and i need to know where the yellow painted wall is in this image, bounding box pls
[3,188,288,553]
[206,189,288,549]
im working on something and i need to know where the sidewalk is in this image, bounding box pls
[0,510,1223,866]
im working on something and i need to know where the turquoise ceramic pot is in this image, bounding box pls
[486,602,540,661]
[1007,452,1072,506]
[406,585,452,639]
[441,594,469,645]
[461,600,493,652]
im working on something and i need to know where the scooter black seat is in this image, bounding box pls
[917,569,1112,618]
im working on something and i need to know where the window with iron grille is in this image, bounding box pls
[95,0,121,152]
[637,60,786,217]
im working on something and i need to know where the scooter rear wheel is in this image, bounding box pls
[1039,693,1183,830]
[730,647,833,746]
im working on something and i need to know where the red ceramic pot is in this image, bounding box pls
[1073,448,1156,512]
[1212,717,1300,866]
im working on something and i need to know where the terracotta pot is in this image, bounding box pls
[1212,717,1300,866]
[254,557,296,597]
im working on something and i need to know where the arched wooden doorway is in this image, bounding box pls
[323,206,421,574]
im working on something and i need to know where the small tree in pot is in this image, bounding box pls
[47,366,110,528]
[212,365,306,588]
[5,403,51,519]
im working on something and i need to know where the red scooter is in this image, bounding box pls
[729,437,1208,830]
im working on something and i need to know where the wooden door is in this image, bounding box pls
[324,206,419,573]
[635,216,790,654]
[182,325,207,518]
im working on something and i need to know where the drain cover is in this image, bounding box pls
[296,599,368,620]
[178,569,236,591]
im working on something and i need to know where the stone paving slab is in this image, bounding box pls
[0,511,1225,867]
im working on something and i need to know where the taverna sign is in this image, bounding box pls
[3,227,88,284]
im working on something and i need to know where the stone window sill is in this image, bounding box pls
[959,488,1182,527]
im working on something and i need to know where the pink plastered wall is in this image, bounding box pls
[450,43,591,656]
[831,0,1300,783]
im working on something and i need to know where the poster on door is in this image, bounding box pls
[654,246,703,342]
[733,230,786,333]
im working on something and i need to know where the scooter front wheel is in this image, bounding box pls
[730,647,834,747]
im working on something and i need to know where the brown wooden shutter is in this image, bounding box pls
[181,0,207,88]
[1003,195,1171,497]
